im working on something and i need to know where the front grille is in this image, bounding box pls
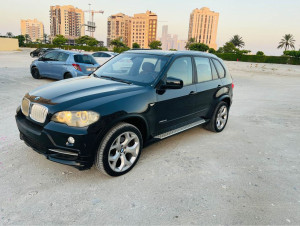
[30,103,48,123]
[21,98,30,116]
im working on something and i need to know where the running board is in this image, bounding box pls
[154,119,206,139]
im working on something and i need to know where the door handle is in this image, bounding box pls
[189,91,197,95]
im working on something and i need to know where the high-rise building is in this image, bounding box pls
[107,13,132,47]
[130,11,157,49]
[50,5,85,44]
[188,7,219,49]
[160,26,185,51]
[20,19,44,42]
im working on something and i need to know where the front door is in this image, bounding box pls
[154,56,197,133]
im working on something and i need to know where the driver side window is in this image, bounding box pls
[43,51,58,61]
[167,57,193,86]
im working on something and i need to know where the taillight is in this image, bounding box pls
[72,64,82,71]
[231,83,235,89]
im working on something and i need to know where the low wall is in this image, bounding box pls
[0,37,19,51]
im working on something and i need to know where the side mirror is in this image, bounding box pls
[161,77,183,90]
[38,57,44,61]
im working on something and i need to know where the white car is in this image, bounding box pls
[92,51,118,65]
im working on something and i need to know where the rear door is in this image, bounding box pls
[194,57,222,117]
[49,52,69,79]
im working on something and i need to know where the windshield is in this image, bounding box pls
[94,53,169,85]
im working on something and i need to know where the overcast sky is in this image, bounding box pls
[1,0,299,55]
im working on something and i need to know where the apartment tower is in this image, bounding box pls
[20,19,44,42]
[107,13,132,47]
[50,5,85,43]
[188,7,219,50]
[130,11,157,49]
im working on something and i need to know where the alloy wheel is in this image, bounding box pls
[108,132,140,172]
[216,105,228,130]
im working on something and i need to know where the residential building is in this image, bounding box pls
[107,13,132,47]
[188,7,219,49]
[161,25,169,50]
[50,5,85,44]
[130,11,157,49]
[20,19,44,42]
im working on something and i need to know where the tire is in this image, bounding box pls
[64,73,73,79]
[95,123,143,177]
[205,101,229,133]
[31,67,41,79]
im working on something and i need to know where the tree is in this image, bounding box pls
[75,35,99,46]
[6,32,13,38]
[169,49,177,51]
[185,38,195,50]
[110,38,126,48]
[52,35,67,46]
[43,34,48,44]
[113,46,130,53]
[24,34,31,44]
[223,42,237,53]
[278,34,295,51]
[86,38,99,47]
[132,42,140,49]
[208,48,216,54]
[149,40,162,49]
[256,51,265,56]
[230,35,245,48]
[16,35,25,46]
[217,47,224,53]
[188,43,209,52]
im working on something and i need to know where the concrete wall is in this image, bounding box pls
[0,37,19,51]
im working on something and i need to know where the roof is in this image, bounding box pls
[125,49,218,58]
[53,49,93,55]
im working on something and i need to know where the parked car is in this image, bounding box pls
[30,50,99,80]
[92,51,118,65]
[30,48,47,57]
[16,50,233,176]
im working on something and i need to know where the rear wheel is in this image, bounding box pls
[205,101,229,133]
[95,123,143,177]
[31,67,41,79]
[64,73,73,79]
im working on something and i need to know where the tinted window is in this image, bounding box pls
[213,59,226,78]
[94,53,169,85]
[194,57,212,83]
[210,59,219,80]
[74,54,97,65]
[57,52,69,62]
[101,53,111,57]
[167,57,193,86]
[43,51,59,61]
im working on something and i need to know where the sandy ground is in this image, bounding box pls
[0,49,299,225]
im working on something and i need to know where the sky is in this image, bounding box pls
[0,0,300,55]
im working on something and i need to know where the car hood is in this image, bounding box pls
[27,76,145,107]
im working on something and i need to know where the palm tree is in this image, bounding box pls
[6,32,13,38]
[43,34,48,44]
[230,35,245,48]
[278,34,295,51]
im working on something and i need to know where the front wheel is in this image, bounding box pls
[95,123,143,177]
[205,101,229,133]
[31,67,41,79]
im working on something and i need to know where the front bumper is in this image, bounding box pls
[16,110,97,170]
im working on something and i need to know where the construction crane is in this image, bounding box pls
[84,4,104,37]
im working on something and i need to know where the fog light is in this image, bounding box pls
[68,137,75,144]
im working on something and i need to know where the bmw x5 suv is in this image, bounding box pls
[16,50,233,176]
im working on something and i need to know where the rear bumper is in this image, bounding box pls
[16,111,97,170]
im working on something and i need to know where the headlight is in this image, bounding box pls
[51,111,100,127]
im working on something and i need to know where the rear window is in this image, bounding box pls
[74,54,97,64]
[212,59,226,78]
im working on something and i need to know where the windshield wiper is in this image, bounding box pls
[100,76,132,85]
